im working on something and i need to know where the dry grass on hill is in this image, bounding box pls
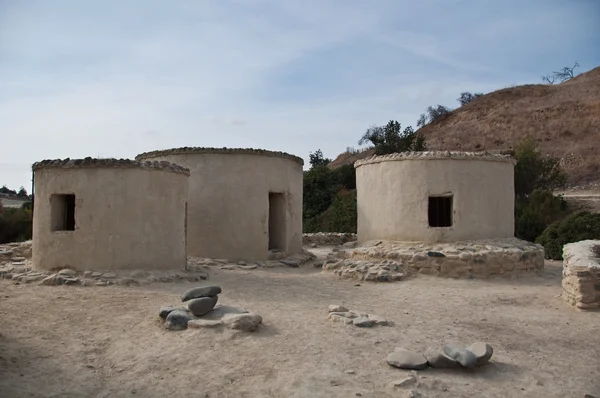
[330,66,600,187]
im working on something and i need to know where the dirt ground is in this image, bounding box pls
[1,251,599,398]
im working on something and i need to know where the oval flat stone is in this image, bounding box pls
[353,317,375,328]
[443,345,478,368]
[466,342,494,366]
[424,348,460,368]
[203,305,249,320]
[386,349,428,370]
[159,306,188,320]
[187,296,219,316]
[181,285,222,302]
[188,319,223,328]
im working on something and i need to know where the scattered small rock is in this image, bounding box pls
[91,272,103,278]
[83,271,92,277]
[280,260,299,268]
[187,296,219,317]
[222,313,262,331]
[345,370,356,375]
[181,285,222,302]
[164,310,193,331]
[367,314,392,326]
[40,274,58,286]
[443,346,478,368]
[386,349,428,370]
[237,261,246,266]
[328,314,353,324]
[328,305,349,313]
[159,306,188,320]
[353,317,375,328]
[391,374,417,388]
[238,264,258,270]
[102,273,116,279]
[58,269,76,277]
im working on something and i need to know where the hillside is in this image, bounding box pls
[331,66,600,187]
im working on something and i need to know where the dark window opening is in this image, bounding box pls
[268,192,286,251]
[51,194,75,231]
[428,195,453,227]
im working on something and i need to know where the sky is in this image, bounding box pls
[1,0,599,191]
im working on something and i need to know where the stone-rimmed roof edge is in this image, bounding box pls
[31,157,190,176]
[135,147,304,166]
[354,151,517,168]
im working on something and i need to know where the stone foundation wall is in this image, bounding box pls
[322,238,544,281]
[302,233,357,246]
[562,240,600,310]
[0,240,32,263]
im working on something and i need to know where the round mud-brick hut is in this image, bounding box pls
[31,158,189,271]
[354,151,516,243]
[135,147,304,261]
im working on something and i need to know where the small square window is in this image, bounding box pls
[428,195,453,227]
[51,194,76,231]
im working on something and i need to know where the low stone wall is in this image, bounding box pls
[0,240,32,263]
[322,238,544,281]
[562,240,600,310]
[302,233,357,246]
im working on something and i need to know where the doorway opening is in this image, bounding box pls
[268,192,286,251]
[428,195,453,227]
[51,194,76,231]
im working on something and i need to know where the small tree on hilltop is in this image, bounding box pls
[359,120,427,155]
[542,61,580,84]
[457,92,483,106]
[417,105,452,127]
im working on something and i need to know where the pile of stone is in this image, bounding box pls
[0,240,32,264]
[0,258,210,286]
[386,342,494,371]
[302,232,357,247]
[323,259,406,282]
[159,285,263,332]
[562,240,600,310]
[327,305,393,327]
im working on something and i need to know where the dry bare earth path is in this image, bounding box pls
[559,189,600,213]
[0,255,599,397]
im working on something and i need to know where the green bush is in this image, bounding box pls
[536,211,600,260]
[304,189,356,233]
[0,204,33,244]
[515,189,568,242]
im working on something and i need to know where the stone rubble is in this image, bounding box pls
[160,285,262,332]
[0,262,210,287]
[323,238,545,281]
[561,240,600,310]
[302,232,357,247]
[386,342,494,371]
[327,305,393,328]
[191,249,316,271]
